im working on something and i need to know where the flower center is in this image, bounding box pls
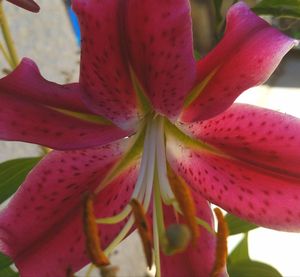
[83,115,213,276]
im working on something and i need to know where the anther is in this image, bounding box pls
[82,193,110,267]
[162,224,192,255]
[130,199,153,268]
[210,208,229,277]
[100,265,119,277]
[167,165,199,244]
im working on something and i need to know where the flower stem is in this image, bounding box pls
[0,40,13,68]
[0,2,19,68]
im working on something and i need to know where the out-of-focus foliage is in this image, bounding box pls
[225,213,258,235]
[0,157,41,203]
[0,267,18,277]
[252,0,300,40]
[0,253,12,270]
[252,0,300,18]
[228,234,249,264]
[0,253,17,277]
[227,234,283,277]
[228,260,283,277]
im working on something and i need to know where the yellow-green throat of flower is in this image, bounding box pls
[82,115,226,277]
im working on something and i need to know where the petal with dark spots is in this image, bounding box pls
[0,58,90,113]
[180,104,300,177]
[72,0,140,129]
[0,93,131,150]
[126,0,196,120]
[166,131,300,232]
[0,142,139,277]
[161,201,216,277]
[180,2,296,122]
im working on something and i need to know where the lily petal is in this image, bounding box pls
[180,2,297,122]
[0,141,138,276]
[72,0,140,129]
[180,104,300,177]
[126,0,196,120]
[0,93,130,150]
[6,0,40,12]
[161,201,216,277]
[0,58,90,113]
[166,130,300,231]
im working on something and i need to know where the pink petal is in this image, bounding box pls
[166,132,300,231]
[0,142,139,276]
[0,93,130,150]
[126,0,196,120]
[0,58,90,113]
[161,200,216,277]
[180,104,300,177]
[6,0,40,12]
[72,0,140,129]
[180,2,297,123]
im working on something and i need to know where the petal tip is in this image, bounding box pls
[227,1,250,15]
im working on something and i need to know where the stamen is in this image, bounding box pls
[167,165,199,244]
[85,264,95,277]
[130,199,153,268]
[95,205,131,225]
[162,224,192,255]
[104,217,134,255]
[196,217,215,234]
[102,119,156,255]
[156,117,174,201]
[210,208,229,277]
[82,194,110,267]
[100,265,119,277]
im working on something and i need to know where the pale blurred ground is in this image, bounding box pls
[0,0,300,277]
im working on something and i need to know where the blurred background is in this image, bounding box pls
[0,0,299,276]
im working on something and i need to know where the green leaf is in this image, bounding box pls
[193,49,201,61]
[228,260,283,277]
[213,0,223,24]
[225,213,258,235]
[0,157,41,203]
[0,266,18,277]
[252,0,300,18]
[228,234,249,265]
[0,253,12,270]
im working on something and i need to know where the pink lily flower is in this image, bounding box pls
[6,0,40,13]
[0,1,299,276]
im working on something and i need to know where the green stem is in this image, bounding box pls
[0,2,19,68]
[0,40,13,68]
